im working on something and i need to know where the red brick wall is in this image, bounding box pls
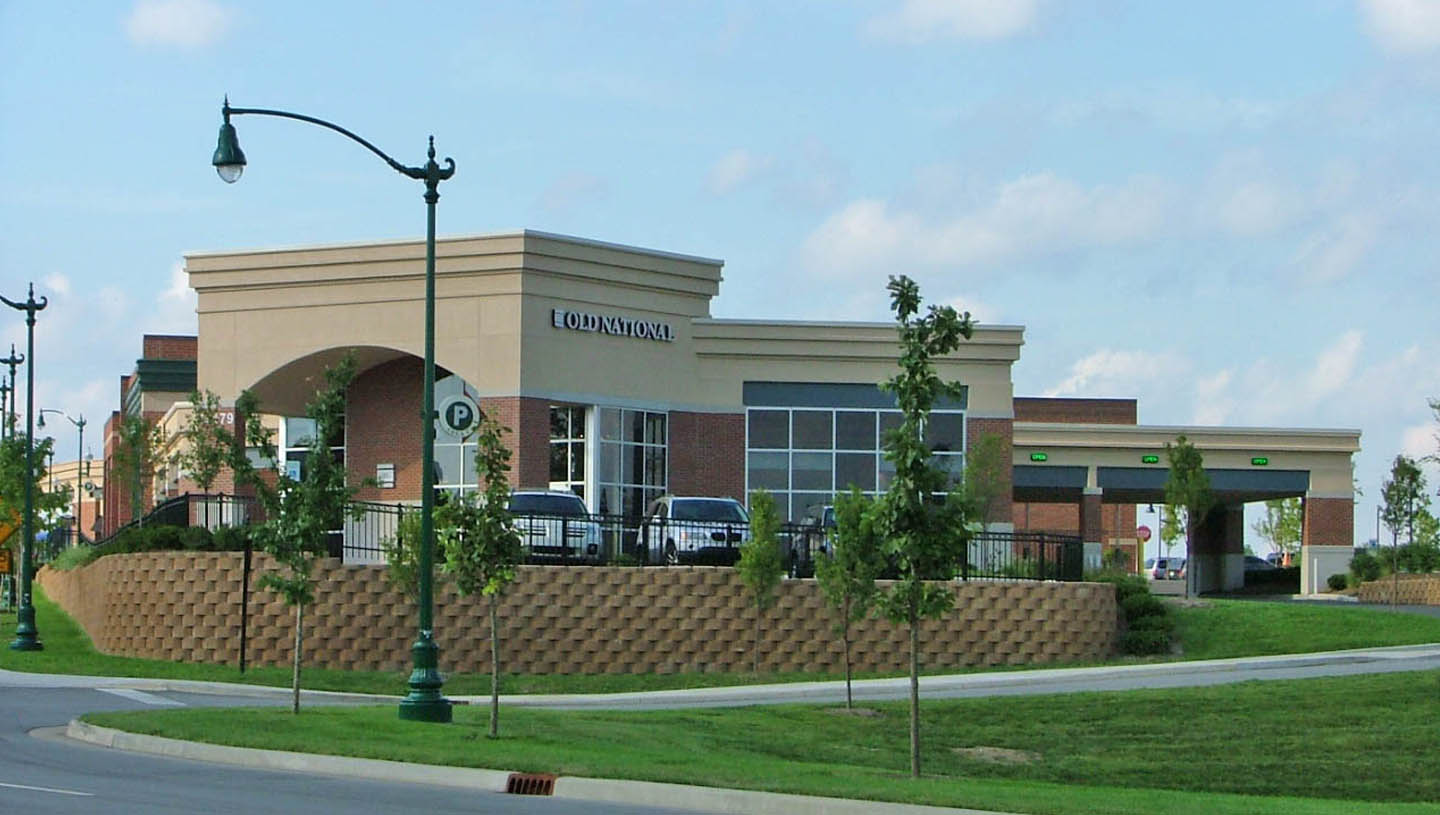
[1303,496,1352,548]
[141,335,198,361]
[966,417,1014,524]
[478,396,551,490]
[669,411,745,500]
[348,357,423,502]
[1014,397,1137,424]
[1015,501,1136,542]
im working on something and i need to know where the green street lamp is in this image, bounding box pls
[213,98,454,723]
[3,284,47,651]
[39,410,85,546]
[1,345,23,442]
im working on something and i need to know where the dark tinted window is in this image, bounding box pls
[671,499,748,523]
[508,493,587,516]
[748,410,788,449]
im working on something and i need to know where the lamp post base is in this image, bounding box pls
[398,635,451,723]
[10,607,43,651]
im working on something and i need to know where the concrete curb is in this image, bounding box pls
[65,720,1009,814]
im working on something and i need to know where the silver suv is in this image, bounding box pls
[640,495,750,565]
[507,490,602,563]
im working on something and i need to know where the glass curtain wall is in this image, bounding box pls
[746,407,964,521]
[595,407,667,518]
[549,405,586,498]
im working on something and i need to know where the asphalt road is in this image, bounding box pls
[0,677,696,815]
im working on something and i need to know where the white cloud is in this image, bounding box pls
[125,0,234,49]
[536,172,609,214]
[43,274,71,297]
[1191,370,1235,425]
[946,292,999,325]
[865,0,1040,43]
[1361,0,1440,54]
[1043,349,1182,399]
[1401,422,1437,460]
[707,149,771,195]
[1305,329,1363,399]
[1292,213,1379,283]
[802,172,1170,278]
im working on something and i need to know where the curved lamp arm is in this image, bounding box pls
[215,99,455,184]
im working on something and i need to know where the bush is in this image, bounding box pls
[1120,629,1171,655]
[48,544,101,571]
[1398,541,1440,574]
[211,525,253,552]
[1351,549,1383,584]
[1326,573,1348,592]
[1094,573,1175,656]
[180,526,214,551]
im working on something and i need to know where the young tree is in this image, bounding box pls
[814,487,884,709]
[1159,503,1184,559]
[179,389,232,528]
[110,414,164,523]
[961,431,1009,529]
[1164,435,1214,598]
[381,509,424,605]
[737,489,784,675]
[231,356,360,714]
[437,410,522,738]
[1252,497,1303,564]
[872,274,974,779]
[1381,454,1430,607]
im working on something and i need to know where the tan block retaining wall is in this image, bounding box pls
[39,553,1117,674]
[1356,574,1440,606]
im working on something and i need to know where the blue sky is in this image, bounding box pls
[2,0,1438,550]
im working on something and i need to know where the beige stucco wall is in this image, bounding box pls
[39,553,1117,674]
[187,231,1025,417]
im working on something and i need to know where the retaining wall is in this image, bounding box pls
[39,552,1117,674]
[1356,574,1440,606]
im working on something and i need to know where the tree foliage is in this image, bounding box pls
[0,432,69,554]
[111,414,164,522]
[961,431,1009,528]
[1381,454,1429,547]
[738,488,784,675]
[437,409,521,738]
[1252,497,1303,561]
[814,486,884,709]
[872,274,974,779]
[180,388,231,494]
[381,509,424,606]
[232,355,361,713]
[1164,435,1213,597]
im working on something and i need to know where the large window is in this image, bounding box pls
[282,416,345,481]
[549,405,587,498]
[596,407,667,518]
[745,407,964,521]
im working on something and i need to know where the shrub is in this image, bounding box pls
[211,525,253,552]
[1351,549,1382,583]
[1094,572,1174,656]
[48,544,101,571]
[180,526,215,551]
[1326,573,1348,592]
[1119,629,1170,655]
[1398,541,1440,574]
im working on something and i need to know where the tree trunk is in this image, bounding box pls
[842,596,853,710]
[909,602,920,779]
[291,602,304,715]
[753,605,761,675]
[489,594,500,739]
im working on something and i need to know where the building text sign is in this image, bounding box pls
[552,308,674,342]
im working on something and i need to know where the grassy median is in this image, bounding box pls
[83,669,1440,814]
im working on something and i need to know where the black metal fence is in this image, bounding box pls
[90,492,1085,582]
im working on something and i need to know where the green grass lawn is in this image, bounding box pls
[85,670,1440,814]
[7,586,1440,696]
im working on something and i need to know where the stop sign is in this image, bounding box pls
[1136,525,1152,542]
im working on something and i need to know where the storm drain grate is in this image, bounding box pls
[505,772,557,795]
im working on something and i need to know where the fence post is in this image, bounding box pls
[240,535,251,673]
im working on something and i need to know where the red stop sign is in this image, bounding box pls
[1136,525,1152,542]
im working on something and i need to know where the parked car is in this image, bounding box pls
[1245,555,1278,572]
[1144,557,1185,580]
[507,490,603,563]
[640,495,750,565]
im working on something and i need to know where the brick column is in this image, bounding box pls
[1301,495,1354,595]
